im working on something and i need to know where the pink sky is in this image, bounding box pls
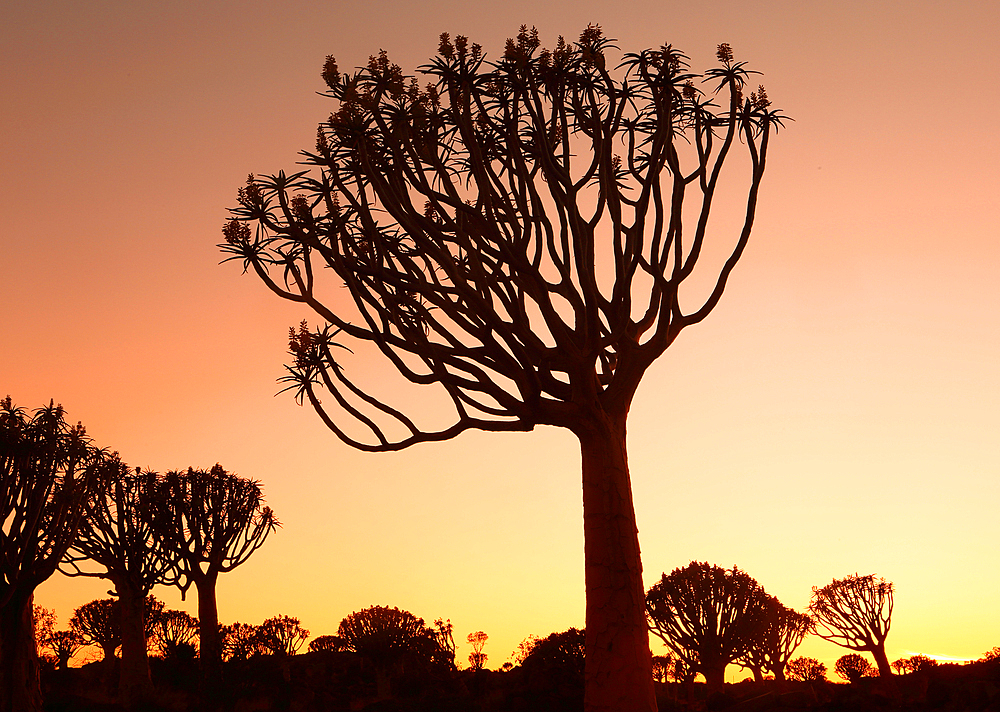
[3,0,998,675]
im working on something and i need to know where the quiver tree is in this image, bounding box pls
[834,653,875,683]
[155,464,278,675]
[257,614,309,655]
[309,634,349,653]
[151,609,199,659]
[0,397,109,712]
[785,656,826,682]
[337,605,447,699]
[61,459,175,706]
[646,561,770,692]
[221,622,265,661]
[221,24,784,712]
[809,573,894,678]
[41,629,85,670]
[467,630,488,670]
[71,597,121,662]
[735,595,812,682]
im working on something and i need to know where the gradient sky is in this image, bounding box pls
[3,0,998,677]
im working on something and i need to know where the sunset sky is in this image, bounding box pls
[3,0,998,677]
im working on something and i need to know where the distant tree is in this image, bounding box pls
[468,630,488,671]
[646,562,770,692]
[736,595,813,682]
[979,647,1000,663]
[71,598,121,662]
[221,23,785,712]
[258,614,309,656]
[891,654,937,674]
[221,622,264,661]
[512,634,541,665]
[519,628,587,681]
[151,609,199,660]
[337,605,445,699]
[309,634,349,653]
[430,618,457,669]
[155,464,278,675]
[785,656,826,682]
[651,653,674,683]
[834,653,875,683]
[42,630,85,670]
[809,574,894,678]
[0,397,109,712]
[32,605,56,646]
[61,459,176,706]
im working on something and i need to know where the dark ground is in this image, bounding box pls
[41,655,1000,712]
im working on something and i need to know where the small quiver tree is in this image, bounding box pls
[735,595,813,682]
[834,653,875,683]
[258,614,309,656]
[809,573,894,678]
[0,397,108,712]
[151,609,199,660]
[71,597,121,662]
[337,605,444,700]
[467,630,488,671]
[155,464,278,675]
[221,24,785,712]
[785,656,827,682]
[61,460,175,706]
[646,561,770,693]
[309,634,349,653]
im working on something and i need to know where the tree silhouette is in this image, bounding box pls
[809,573,894,678]
[155,464,278,675]
[41,629,85,670]
[467,630,488,671]
[646,561,770,692]
[61,459,175,705]
[257,614,309,656]
[834,653,875,683]
[735,595,813,682]
[891,654,936,674]
[650,653,675,682]
[336,605,445,699]
[308,634,349,653]
[785,656,826,682]
[221,621,265,661]
[151,609,199,660]
[71,597,121,662]
[221,25,784,712]
[0,397,109,712]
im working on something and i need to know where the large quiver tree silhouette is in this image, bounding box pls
[809,573,894,678]
[155,464,278,676]
[222,25,784,712]
[646,561,770,692]
[61,460,174,706]
[0,397,108,712]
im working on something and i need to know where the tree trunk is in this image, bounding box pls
[750,665,764,683]
[0,591,43,712]
[577,410,657,712]
[196,574,222,678]
[872,643,893,678]
[703,664,726,694]
[117,582,154,708]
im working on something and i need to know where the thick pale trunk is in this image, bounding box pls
[117,582,154,708]
[0,591,43,712]
[578,411,657,712]
[196,574,221,677]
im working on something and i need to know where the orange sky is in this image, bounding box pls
[3,0,998,677]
